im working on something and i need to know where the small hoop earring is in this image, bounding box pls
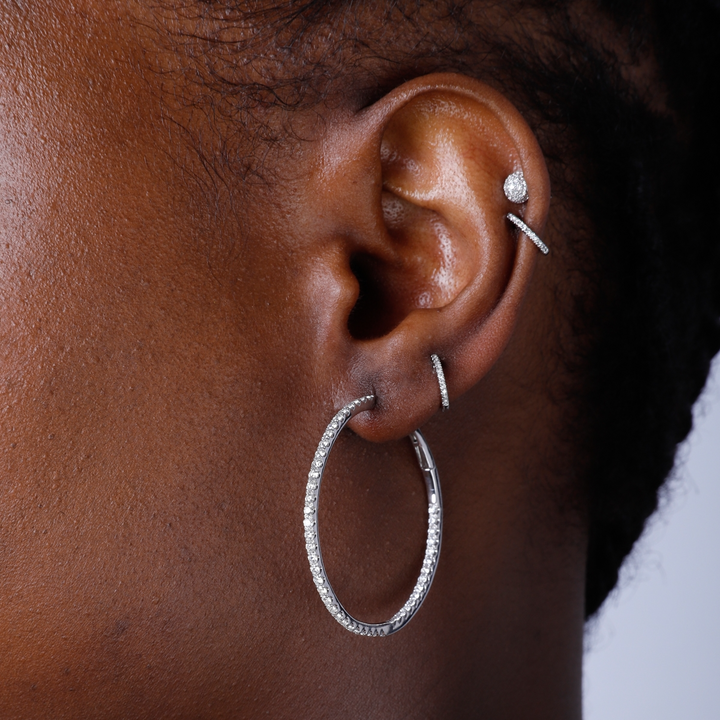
[506,213,550,255]
[503,170,550,255]
[431,354,450,411]
[304,395,443,636]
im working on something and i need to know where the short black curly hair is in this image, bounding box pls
[508,0,720,615]
[165,0,720,616]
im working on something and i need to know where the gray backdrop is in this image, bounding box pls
[583,356,720,719]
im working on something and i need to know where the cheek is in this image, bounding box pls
[0,14,313,705]
[0,4,355,714]
[0,178,314,710]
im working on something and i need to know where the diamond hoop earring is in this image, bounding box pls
[304,393,443,636]
[431,354,449,411]
[504,170,550,255]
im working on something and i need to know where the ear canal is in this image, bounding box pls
[348,249,401,340]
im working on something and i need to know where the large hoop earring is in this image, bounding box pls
[303,395,443,636]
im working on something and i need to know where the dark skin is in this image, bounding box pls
[0,2,586,717]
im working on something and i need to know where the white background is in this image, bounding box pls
[583,356,720,719]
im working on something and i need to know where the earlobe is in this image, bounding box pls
[306,73,550,442]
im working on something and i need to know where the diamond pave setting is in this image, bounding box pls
[431,354,450,412]
[503,170,529,204]
[505,213,550,255]
[304,395,443,637]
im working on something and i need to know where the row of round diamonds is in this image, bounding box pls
[305,396,376,631]
[389,499,442,629]
[431,355,450,411]
[505,212,550,255]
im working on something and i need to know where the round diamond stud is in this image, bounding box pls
[503,171,529,204]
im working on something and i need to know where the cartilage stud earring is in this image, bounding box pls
[503,171,529,204]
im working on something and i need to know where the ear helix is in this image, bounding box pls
[504,171,549,255]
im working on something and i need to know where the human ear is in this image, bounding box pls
[302,73,551,442]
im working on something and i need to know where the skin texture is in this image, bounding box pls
[1,2,585,718]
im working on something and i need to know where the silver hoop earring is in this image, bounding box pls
[304,394,443,636]
[503,170,550,255]
[431,354,450,411]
